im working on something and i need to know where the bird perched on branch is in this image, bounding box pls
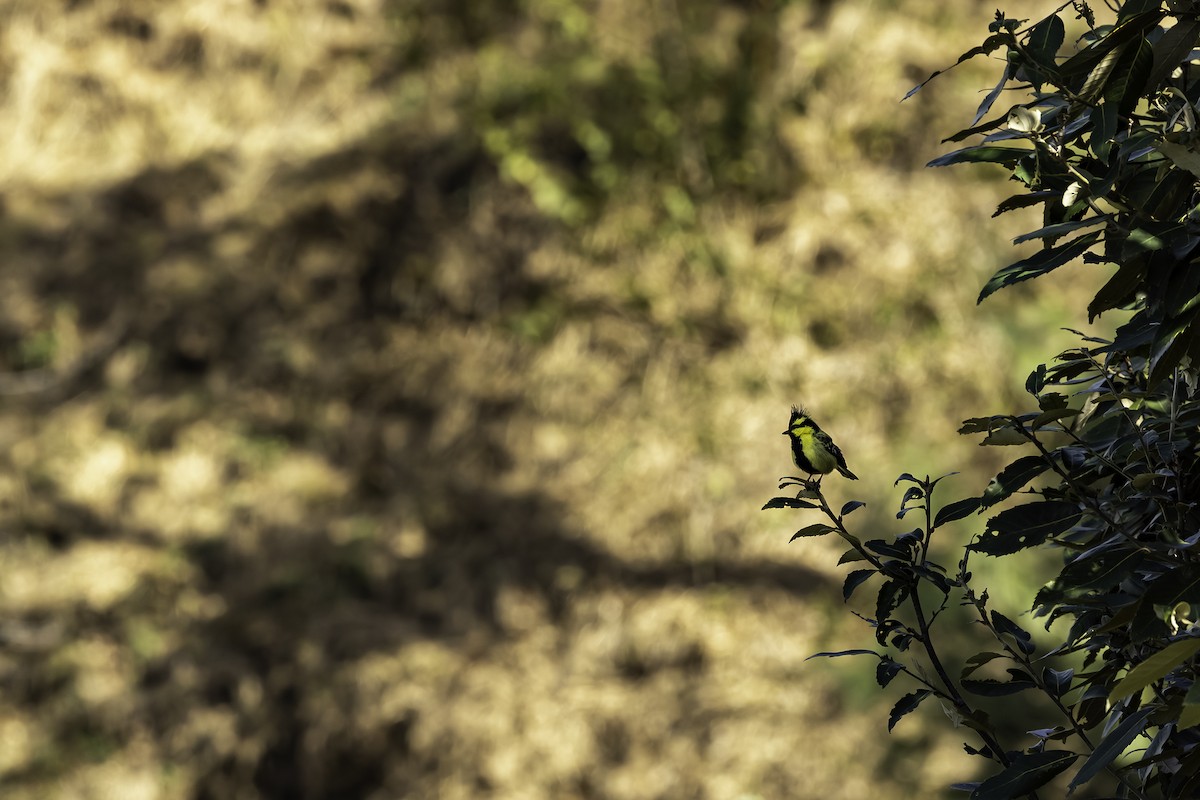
[783,406,858,484]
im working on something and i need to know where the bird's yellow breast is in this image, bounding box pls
[793,427,838,473]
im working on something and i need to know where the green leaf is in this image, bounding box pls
[983,456,1051,507]
[806,649,878,660]
[962,651,1007,678]
[876,657,904,688]
[1068,706,1155,792]
[1091,100,1118,161]
[1089,259,1146,321]
[1056,10,1164,81]
[1180,682,1200,730]
[887,689,932,732]
[843,569,876,601]
[1104,35,1153,116]
[837,548,866,565]
[1025,364,1046,396]
[962,674,1037,696]
[934,497,982,528]
[980,428,1029,446]
[971,750,1078,800]
[840,500,866,517]
[1025,14,1065,68]
[1043,666,1073,697]
[1030,407,1080,430]
[1126,227,1165,253]
[971,71,1009,127]
[1110,637,1200,701]
[992,611,1035,655]
[1156,140,1200,180]
[1147,18,1200,89]
[1077,39,1129,105]
[969,501,1082,556]
[790,524,835,541]
[978,232,1101,303]
[876,579,905,627]
[762,497,818,510]
[1147,564,1200,607]
[1012,216,1109,245]
[994,190,1057,217]
[927,145,1030,169]
[1149,309,1200,387]
[1061,548,1146,592]
[904,32,1014,102]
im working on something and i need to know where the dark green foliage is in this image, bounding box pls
[766,1,1200,796]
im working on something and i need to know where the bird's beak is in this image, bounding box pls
[781,431,788,435]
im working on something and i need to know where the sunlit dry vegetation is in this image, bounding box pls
[0,0,1112,797]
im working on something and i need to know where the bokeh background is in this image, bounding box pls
[0,1,1120,798]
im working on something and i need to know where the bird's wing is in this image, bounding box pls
[817,430,857,478]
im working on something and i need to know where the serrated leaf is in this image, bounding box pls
[904,32,1014,102]
[1110,637,1200,701]
[927,145,1030,169]
[980,428,1030,446]
[1012,215,1109,245]
[983,456,1051,507]
[1105,35,1153,117]
[876,579,904,626]
[1061,548,1146,592]
[969,501,1082,556]
[962,651,1007,678]
[1036,391,1067,411]
[843,569,876,601]
[972,71,1009,127]
[762,497,818,510]
[1068,706,1155,791]
[994,190,1057,216]
[1149,313,1200,387]
[1077,39,1128,105]
[1089,259,1147,321]
[837,548,866,566]
[876,657,904,688]
[840,500,866,517]
[1056,10,1165,81]
[1146,564,1200,607]
[972,750,1078,800]
[961,676,1037,696]
[1147,18,1200,89]
[978,232,1101,303]
[790,523,835,541]
[1091,100,1118,161]
[806,649,878,661]
[935,497,983,528]
[992,611,1036,655]
[1026,14,1065,68]
[888,690,932,732]
[1030,407,1081,429]
[1026,364,1046,396]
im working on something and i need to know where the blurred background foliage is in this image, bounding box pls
[0,0,1120,797]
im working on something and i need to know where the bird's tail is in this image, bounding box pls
[839,465,859,480]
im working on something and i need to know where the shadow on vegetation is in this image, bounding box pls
[0,123,828,798]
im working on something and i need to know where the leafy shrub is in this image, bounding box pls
[767,2,1200,797]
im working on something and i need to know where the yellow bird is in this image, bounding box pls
[783,406,858,482]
